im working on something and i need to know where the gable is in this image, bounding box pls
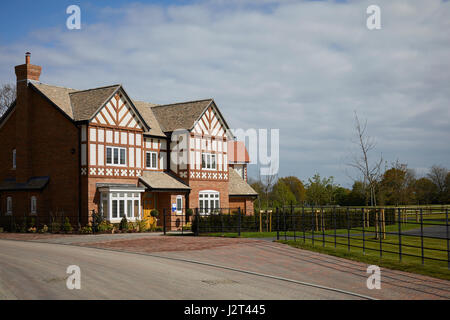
[193,104,229,138]
[91,92,144,130]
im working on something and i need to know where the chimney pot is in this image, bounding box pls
[25,52,31,64]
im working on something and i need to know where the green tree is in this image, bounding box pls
[271,180,296,207]
[334,187,351,206]
[380,162,416,205]
[414,177,438,205]
[279,176,306,205]
[347,181,367,206]
[305,174,336,206]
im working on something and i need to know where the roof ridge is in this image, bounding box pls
[33,82,79,91]
[69,84,122,95]
[151,98,213,108]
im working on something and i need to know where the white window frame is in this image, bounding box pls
[101,191,142,223]
[6,197,12,215]
[199,191,220,215]
[30,196,37,215]
[146,151,158,169]
[106,146,127,166]
[12,149,16,169]
[176,195,183,214]
[201,153,217,171]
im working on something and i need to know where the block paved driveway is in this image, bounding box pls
[0,233,449,300]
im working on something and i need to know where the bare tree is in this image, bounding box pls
[347,112,384,206]
[427,165,448,203]
[257,163,278,210]
[0,84,16,117]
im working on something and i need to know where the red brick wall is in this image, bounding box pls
[229,197,255,215]
[187,179,229,210]
[0,85,81,226]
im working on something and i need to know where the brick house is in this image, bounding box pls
[0,53,257,229]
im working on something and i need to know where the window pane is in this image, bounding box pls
[152,153,157,168]
[202,154,206,168]
[127,200,133,218]
[112,200,118,218]
[146,153,151,168]
[215,200,219,209]
[120,149,126,165]
[102,199,108,218]
[106,148,112,164]
[211,155,216,169]
[134,200,139,217]
[177,197,182,211]
[119,200,125,217]
[114,148,119,164]
[207,154,211,169]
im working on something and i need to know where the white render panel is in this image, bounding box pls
[98,129,104,142]
[218,153,223,171]
[223,141,227,152]
[212,140,217,151]
[218,140,222,152]
[129,133,135,146]
[145,139,151,149]
[118,106,127,121]
[136,134,142,146]
[102,109,114,125]
[120,112,132,127]
[224,154,228,167]
[152,140,158,149]
[98,145,104,166]
[81,144,87,165]
[89,128,96,142]
[160,140,167,150]
[121,132,127,145]
[97,113,107,125]
[195,151,200,170]
[106,130,113,143]
[136,148,141,168]
[195,138,200,150]
[90,144,96,165]
[114,131,120,144]
[129,147,135,167]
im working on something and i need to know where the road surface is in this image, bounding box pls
[0,240,361,300]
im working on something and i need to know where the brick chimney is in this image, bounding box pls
[14,52,42,182]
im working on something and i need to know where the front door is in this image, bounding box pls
[142,192,156,228]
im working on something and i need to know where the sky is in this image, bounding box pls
[0,0,449,188]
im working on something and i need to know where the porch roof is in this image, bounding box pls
[0,176,49,191]
[139,171,190,192]
[228,168,258,197]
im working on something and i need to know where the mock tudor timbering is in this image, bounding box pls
[0,54,257,228]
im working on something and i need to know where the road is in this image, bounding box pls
[0,240,359,300]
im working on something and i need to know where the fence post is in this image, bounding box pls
[333,207,337,248]
[238,207,241,237]
[302,206,306,243]
[398,208,402,262]
[420,208,424,265]
[283,208,287,241]
[163,209,166,235]
[311,206,315,247]
[291,202,295,241]
[276,207,279,241]
[362,208,365,255]
[379,208,383,258]
[346,207,350,252]
[322,208,325,247]
[446,208,449,270]
[195,208,200,236]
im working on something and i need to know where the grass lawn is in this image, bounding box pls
[279,234,450,281]
[203,219,443,238]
